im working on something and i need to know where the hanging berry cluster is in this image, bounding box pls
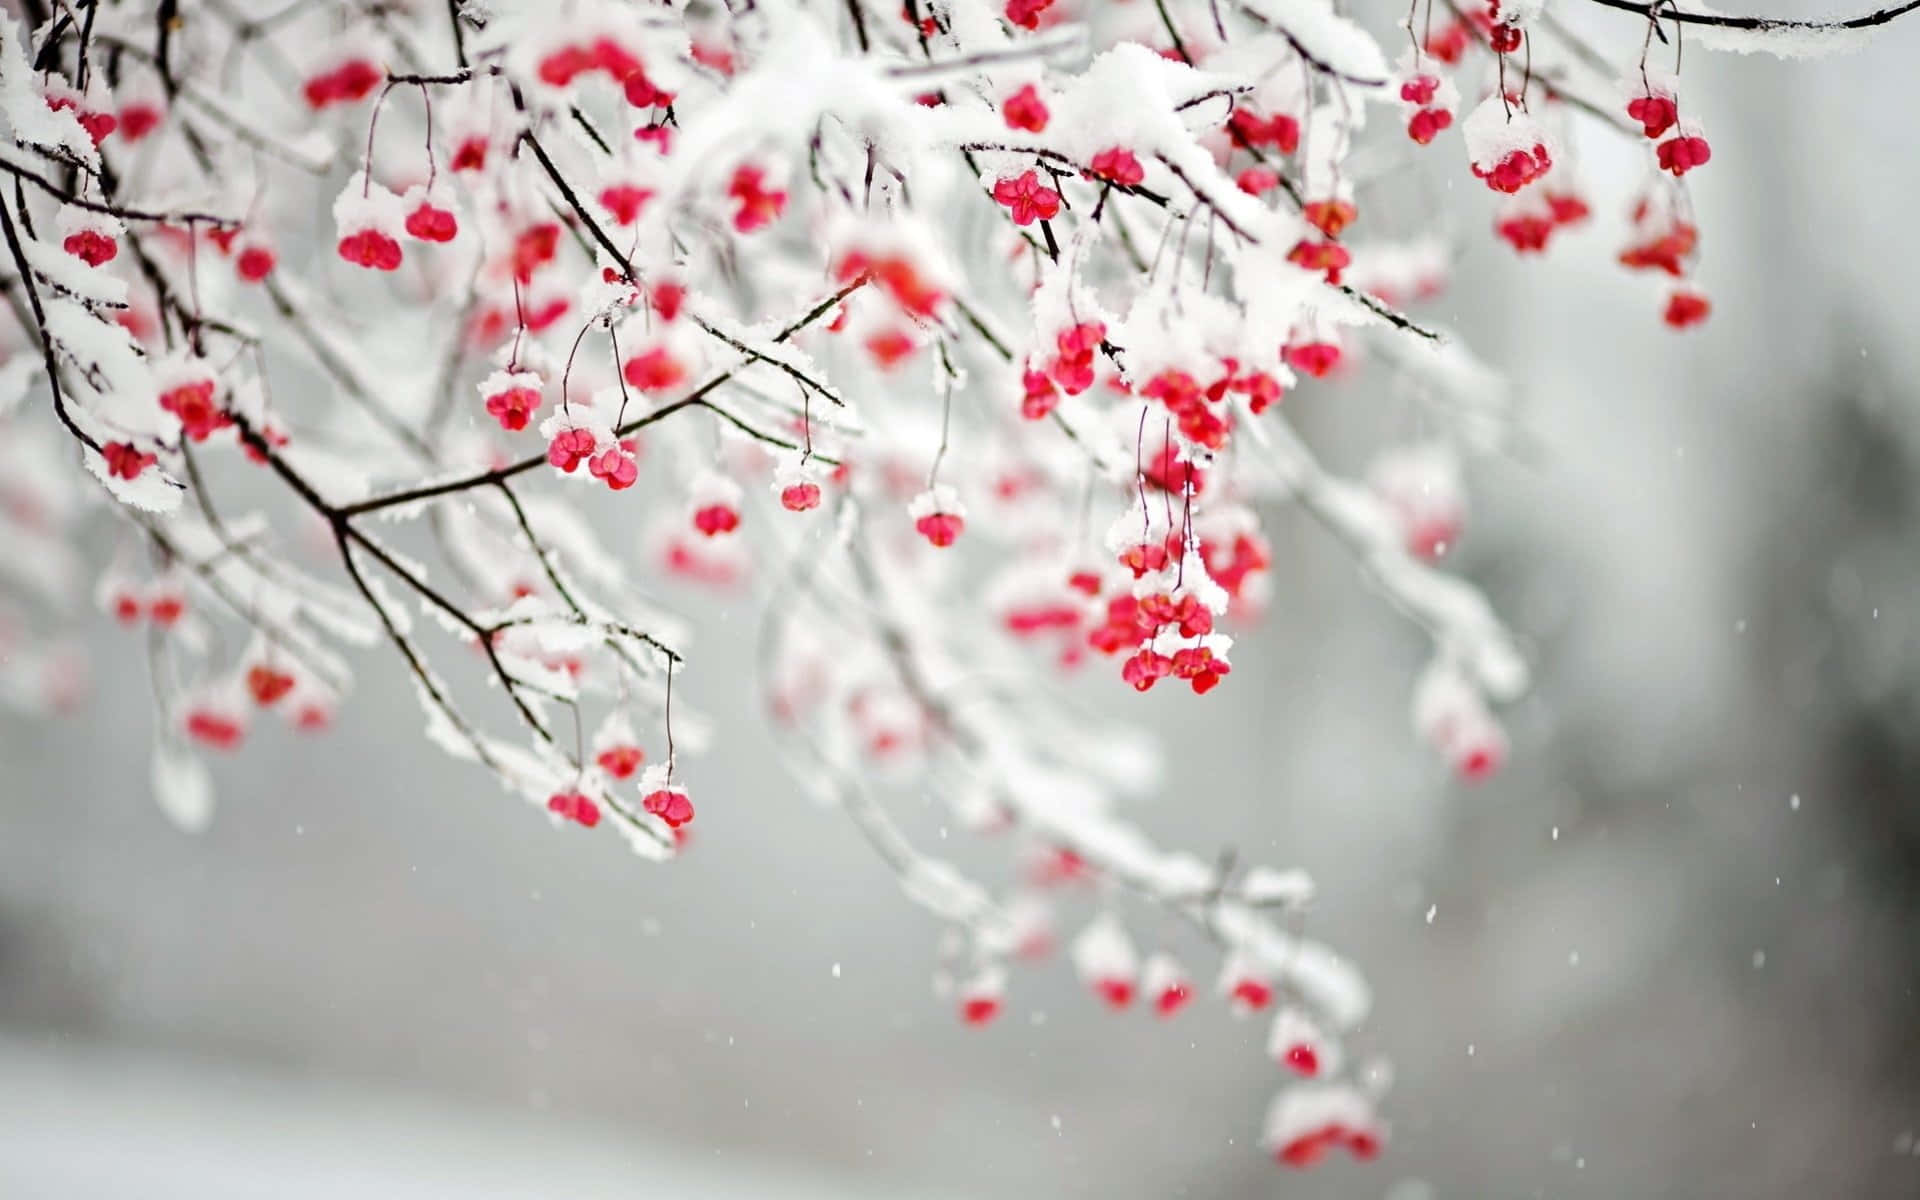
[0,0,1906,1177]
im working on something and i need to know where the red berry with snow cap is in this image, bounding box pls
[911,486,965,547]
[482,373,543,432]
[62,229,116,266]
[546,427,597,473]
[1627,94,1678,139]
[1071,916,1138,1009]
[643,784,695,828]
[404,201,458,243]
[589,446,639,491]
[915,511,964,547]
[338,229,403,270]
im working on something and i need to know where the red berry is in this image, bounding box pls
[914,511,964,547]
[186,709,244,750]
[337,229,403,271]
[991,170,1060,226]
[596,745,644,779]
[246,665,296,706]
[623,347,688,392]
[1407,107,1452,145]
[1400,75,1440,106]
[149,593,185,627]
[727,165,786,232]
[1088,146,1144,186]
[1005,0,1055,30]
[1001,84,1049,132]
[118,102,162,142]
[960,995,1001,1025]
[403,203,458,243]
[546,428,596,473]
[1231,977,1273,1011]
[102,441,155,481]
[1626,94,1678,139]
[450,137,487,171]
[599,183,654,226]
[235,244,276,281]
[1020,368,1059,419]
[62,230,116,266]
[1302,199,1357,238]
[1663,289,1711,329]
[693,503,740,536]
[643,787,694,828]
[1283,341,1341,379]
[1656,134,1711,177]
[589,447,638,490]
[547,790,601,828]
[484,386,541,432]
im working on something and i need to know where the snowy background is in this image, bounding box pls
[5,4,1920,1197]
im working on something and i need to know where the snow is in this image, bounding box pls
[151,740,215,833]
[0,1035,968,1200]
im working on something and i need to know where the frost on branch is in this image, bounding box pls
[0,0,1910,1172]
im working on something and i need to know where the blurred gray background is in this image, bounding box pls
[5,8,1920,1199]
